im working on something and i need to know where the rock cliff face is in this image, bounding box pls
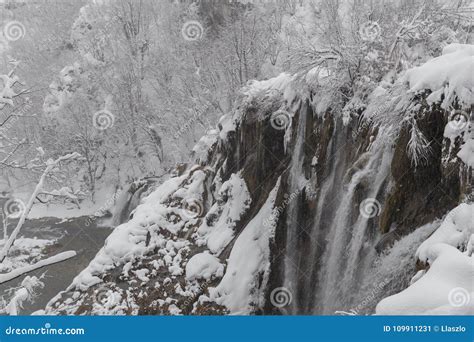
[45,47,472,316]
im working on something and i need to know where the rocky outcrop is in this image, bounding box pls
[45,49,472,316]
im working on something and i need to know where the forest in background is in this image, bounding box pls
[0,0,471,204]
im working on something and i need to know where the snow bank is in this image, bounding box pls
[403,43,474,110]
[209,179,280,314]
[69,174,192,290]
[240,73,298,125]
[185,252,224,281]
[243,73,295,101]
[196,173,251,254]
[376,203,474,315]
[0,237,53,250]
[192,129,219,164]
[376,244,473,315]
[416,203,474,263]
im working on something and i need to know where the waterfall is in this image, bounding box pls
[342,144,392,289]
[313,131,391,314]
[281,110,398,314]
[316,131,392,314]
[353,221,439,314]
[302,119,351,313]
[111,180,149,227]
[283,102,308,313]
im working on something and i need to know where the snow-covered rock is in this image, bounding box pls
[416,203,474,264]
[209,179,280,314]
[185,252,224,282]
[376,244,473,315]
[195,173,251,254]
[69,174,190,290]
[44,41,474,317]
[376,203,474,315]
[403,43,474,110]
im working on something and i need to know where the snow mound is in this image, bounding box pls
[69,172,198,290]
[376,244,473,315]
[243,73,295,100]
[195,173,251,254]
[192,130,219,164]
[403,43,474,110]
[240,73,298,122]
[185,252,224,281]
[416,203,474,263]
[208,178,280,314]
[376,203,474,315]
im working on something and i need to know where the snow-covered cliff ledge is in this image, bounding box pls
[45,44,473,316]
[375,44,473,315]
[376,203,474,315]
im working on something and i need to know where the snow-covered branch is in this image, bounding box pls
[0,251,76,284]
[0,152,80,263]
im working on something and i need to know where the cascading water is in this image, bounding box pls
[301,118,353,313]
[111,180,150,226]
[341,144,392,291]
[283,103,308,313]
[281,108,400,314]
[350,221,440,314]
[316,131,392,314]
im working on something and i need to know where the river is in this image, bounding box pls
[0,216,111,315]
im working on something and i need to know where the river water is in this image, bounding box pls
[0,216,111,315]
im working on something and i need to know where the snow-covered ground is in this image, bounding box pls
[45,43,474,316]
[373,44,474,315]
[2,0,473,319]
[376,203,474,315]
